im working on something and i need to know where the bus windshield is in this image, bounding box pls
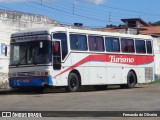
[10,40,52,66]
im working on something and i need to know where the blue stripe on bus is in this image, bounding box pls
[9,76,52,88]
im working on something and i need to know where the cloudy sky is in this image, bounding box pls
[0,0,159,27]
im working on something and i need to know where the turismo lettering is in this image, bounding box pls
[109,55,134,64]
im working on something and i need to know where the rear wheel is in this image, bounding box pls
[65,73,80,92]
[121,71,136,89]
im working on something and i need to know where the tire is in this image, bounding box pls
[66,73,80,92]
[94,85,108,91]
[126,71,137,88]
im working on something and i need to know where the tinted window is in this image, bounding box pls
[146,41,152,54]
[105,37,120,52]
[121,39,135,53]
[53,33,68,60]
[135,40,146,53]
[70,34,87,50]
[88,36,104,51]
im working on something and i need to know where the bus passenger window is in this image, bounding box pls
[70,34,87,50]
[135,40,146,54]
[88,36,104,51]
[105,37,120,52]
[146,41,152,54]
[121,39,135,53]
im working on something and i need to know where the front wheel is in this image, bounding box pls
[65,73,80,92]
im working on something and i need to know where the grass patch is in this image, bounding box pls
[155,77,160,84]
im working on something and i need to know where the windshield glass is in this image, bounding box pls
[10,40,51,66]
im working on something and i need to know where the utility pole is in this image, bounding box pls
[109,12,111,22]
[73,2,75,14]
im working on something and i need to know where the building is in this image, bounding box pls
[100,18,160,76]
[0,9,59,89]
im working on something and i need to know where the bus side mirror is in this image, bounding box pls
[5,46,8,56]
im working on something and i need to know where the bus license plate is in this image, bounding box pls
[23,80,29,82]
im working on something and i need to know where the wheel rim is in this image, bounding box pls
[70,76,78,89]
[129,75,135,86]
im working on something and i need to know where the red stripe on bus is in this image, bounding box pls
[53,54,154,78]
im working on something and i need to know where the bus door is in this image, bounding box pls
[53,40,61,70]
[52,40,62,85]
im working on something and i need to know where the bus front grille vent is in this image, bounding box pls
[17,72,35,77]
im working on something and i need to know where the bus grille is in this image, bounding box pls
[145,67,153,80]
[17,72,35,77]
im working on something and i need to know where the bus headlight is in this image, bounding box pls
[9,73,17,77]
[36,71,41,76]
[35,71,49,76]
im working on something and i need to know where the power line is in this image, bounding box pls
[42,0,140,19]
[77,0,160,16]
[0,1,113,27]
[41,0,159,23]
[26,0,119,24]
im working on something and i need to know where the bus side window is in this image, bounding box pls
[105,37,120,52]
[88,36,104,51]
[53,33,68,60]
[70,34,87,51]
[135,40,146,54]
[146,41,153,54]
[121,39,135,53]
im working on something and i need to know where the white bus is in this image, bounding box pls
[8,26,154,92]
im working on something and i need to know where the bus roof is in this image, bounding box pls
[11,26,153,40]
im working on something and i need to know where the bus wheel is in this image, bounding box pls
[126,71,136,88]
[94,85,108,91]
[66,73,80,92]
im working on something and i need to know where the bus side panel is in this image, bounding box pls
[70,53,90,85]
[136,55,148,83]
[83,63,90,85]
[121,67,130,84]
[61,55,72,86]
[121,67,145,84]
[106,63,122,84]
[89,55,107,85]
[135,68,145,83]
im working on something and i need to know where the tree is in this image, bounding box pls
[149,21,160,26]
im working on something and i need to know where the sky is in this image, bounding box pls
[0,0,160,27]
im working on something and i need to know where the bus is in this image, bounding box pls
[8,26,154,92]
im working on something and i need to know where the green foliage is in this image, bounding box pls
[149,21,160,26]
[155,77,160,84]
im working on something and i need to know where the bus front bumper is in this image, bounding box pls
[9,76,53,88]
